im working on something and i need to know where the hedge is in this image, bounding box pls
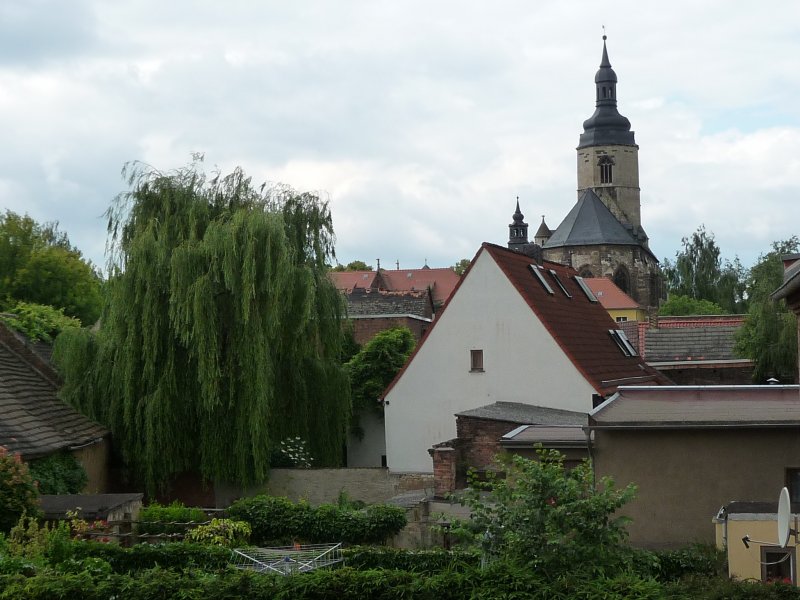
[226,495,406,545]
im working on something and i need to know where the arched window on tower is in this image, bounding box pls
[613,265,631,295]
[598,155,614,184]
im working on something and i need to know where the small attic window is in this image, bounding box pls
[529,264,553,294]
[470,349,484,372]
[574,276,598,302]
[548,270,572,298]
[609,329,638,357]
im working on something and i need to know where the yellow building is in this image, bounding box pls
[714,501,797,584]
[584,277,647,322]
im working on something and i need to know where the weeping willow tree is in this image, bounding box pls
[54,161,350,491]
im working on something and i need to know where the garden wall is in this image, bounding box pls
[215,468,433,507]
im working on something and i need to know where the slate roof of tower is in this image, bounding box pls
[0,322,108,458]
[542,189,640,249]
[382,243,670,399]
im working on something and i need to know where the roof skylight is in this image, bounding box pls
[548,270,572,298]
[609,329,638,357]
[574,276,598,302]
[529,264,553,294]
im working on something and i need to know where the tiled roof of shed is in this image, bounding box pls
[456,402,586,426]
[0,323,108,458]
[644,326,741,362]
[40,493,143,520]
[500,425,587,447]
[483,244,670,394]
[344,288,432,319]
[590,385,800,427]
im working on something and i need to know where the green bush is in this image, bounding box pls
[343,546,479,573]
[0,448,40,533]
[226,495,406,545]
[137,501,207,535]
[69,540,231,573]
[27,452,88,495]
[185,518,251,547]
[653,544,726,581]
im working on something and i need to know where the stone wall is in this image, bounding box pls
[215,468,433,508]
[577,145,640,228]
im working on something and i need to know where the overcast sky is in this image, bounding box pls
[2,1,798,274]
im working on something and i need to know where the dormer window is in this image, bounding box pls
[598,155,614,184]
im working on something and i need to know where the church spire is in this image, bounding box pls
[578,35,636,149]
[508,196,529,248]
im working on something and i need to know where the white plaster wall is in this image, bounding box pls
[384,249,597,473]
[346,410,386,467]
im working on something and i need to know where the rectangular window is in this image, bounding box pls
[761,546,795,584]
[786,469,800,505]
[470,349,484,372]
[529,265,554,294]
[548,270,572,298]
[574,276,599,302]
[615,316,628,322]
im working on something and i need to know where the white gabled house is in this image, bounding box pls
[382,243,668,473]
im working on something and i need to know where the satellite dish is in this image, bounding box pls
[778,487,791,548]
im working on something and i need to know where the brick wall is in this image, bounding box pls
[456,416,520,472]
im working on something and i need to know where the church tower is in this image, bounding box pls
[508,198,529,250]
[576,35,646,245]
[542,36,663,311]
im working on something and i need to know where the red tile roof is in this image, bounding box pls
[329,271,380,291]
[382,243,669,399]
[584,277,641,310]
[380,268,460,306]
[483,244,670,395]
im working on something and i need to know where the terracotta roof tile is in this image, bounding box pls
[584,277,641,310]
[379,268,460,306]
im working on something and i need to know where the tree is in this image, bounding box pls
[452,258,471,276]
[54,162,351,491]
[345,327,415,437]
[663,225,746,313]
[658,295,724,317]
[735,237,800,383]
[0,447,40,533]
[0,210,102,325]
[332,260,372,271]
[453,450,636,576]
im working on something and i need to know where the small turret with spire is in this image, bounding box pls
[508,197,529,249]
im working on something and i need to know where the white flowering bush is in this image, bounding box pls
[275,437,314,469]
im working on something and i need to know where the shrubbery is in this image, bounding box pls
[0,448,40,533]
[226,495,407,545]
[136,501,207,535]
[28,452,88,495]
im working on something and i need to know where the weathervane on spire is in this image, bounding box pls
[602,24,606,40]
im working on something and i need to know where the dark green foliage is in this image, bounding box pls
[0,449,40,533]
[27,452,88,495]
[137,502,207,535]
[53,162,351,491]
[226,495,407,545]
[452,450,636,577]
[651,544,726,582]
[331,260,372,271]
[663,225,747,313]
[343,546,478,573]
[736,237,800,383]
[345,327,415,437]
[69,540,231,573]
[0,210,102,326]
[658,295,724,316]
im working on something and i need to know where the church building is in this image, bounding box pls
[509,36,663,311]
